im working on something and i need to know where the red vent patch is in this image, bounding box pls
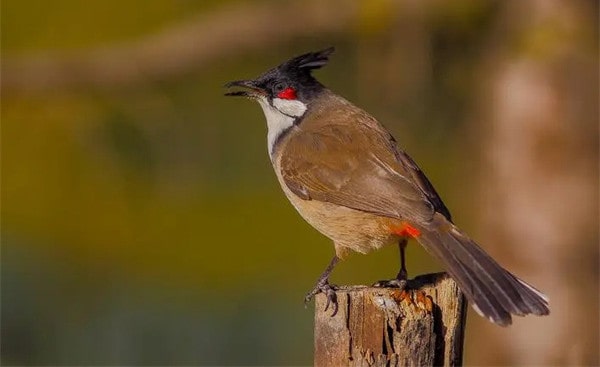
[391,222,422,238]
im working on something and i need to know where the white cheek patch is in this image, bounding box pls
[272,98,307,117]
[257,97,298,158]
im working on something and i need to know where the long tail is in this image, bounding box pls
[415,213,550,326]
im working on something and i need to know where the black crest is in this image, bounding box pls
[224,47,335,100]
[261,47,334,98]
[275,47,334,85]
[279,47,334,74]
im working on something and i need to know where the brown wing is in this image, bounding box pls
[280,111,443,223]
[393,147,452,221]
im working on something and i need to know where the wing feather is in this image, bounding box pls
[280,111,444,223]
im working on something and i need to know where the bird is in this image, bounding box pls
[225,47,549,326]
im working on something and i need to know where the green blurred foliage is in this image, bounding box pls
[2,0,218,51]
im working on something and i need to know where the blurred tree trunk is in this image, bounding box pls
[470,0,599,365]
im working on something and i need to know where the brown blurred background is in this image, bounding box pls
[2,0,598,365]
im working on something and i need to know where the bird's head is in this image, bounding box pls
[225,47,334,120]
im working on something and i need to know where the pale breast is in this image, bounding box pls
[273,161,399,258]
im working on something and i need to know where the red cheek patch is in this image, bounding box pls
[391,222,422,238]
[277,87,297,100]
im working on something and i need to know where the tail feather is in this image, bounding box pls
[415,213,550,326]
[445,226,538,315]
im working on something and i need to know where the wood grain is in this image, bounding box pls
[314,272,467,366]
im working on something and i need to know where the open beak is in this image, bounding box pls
[224,79,266,98]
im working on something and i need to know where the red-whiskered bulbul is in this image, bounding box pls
[225,47,549,326]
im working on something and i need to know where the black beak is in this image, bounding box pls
[224,79,265,98]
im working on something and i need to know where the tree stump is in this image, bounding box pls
[314,272,467,367]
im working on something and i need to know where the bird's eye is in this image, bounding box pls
[272,82,286,94]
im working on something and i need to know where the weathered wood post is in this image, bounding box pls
[314,272,467,366]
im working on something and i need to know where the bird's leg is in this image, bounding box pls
[304,255,339,316]
[397,238,408,281]
[373,239,408,289]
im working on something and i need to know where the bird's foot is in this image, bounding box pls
[372,269,408,289]
[372,278,408,289]
[304,280,339,316]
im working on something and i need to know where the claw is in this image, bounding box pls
[305,256,340,316]
[323,287,338,316]
[372,278,408,289]
[373,266,409,289]
[305,281,339,316]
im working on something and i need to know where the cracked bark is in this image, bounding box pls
[314,273,466,367]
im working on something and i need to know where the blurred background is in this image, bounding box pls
[2,0,598,365]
